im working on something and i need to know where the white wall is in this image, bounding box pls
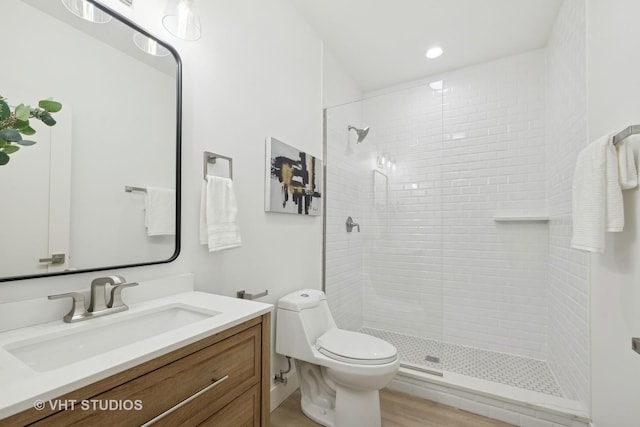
[322,47,363,109]
[545,0,590,407]
[178,0,323,296]
[587,1,640,426]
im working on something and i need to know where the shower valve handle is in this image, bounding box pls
[346,216,360,233]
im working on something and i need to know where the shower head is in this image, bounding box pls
[348,125,370,143]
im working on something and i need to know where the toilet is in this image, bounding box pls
[276,289,399,427]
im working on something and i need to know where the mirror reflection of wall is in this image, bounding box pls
[0,0,179,280]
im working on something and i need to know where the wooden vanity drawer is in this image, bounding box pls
[200,383,260,427]
[154,382,261,427]
[33,324,261,426]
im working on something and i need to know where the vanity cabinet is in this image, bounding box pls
[3,313,270,427]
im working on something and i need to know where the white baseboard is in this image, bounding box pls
[270,371,299,412]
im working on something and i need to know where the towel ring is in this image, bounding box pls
[203,151,233,180]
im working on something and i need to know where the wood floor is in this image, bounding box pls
[270,389,515,427]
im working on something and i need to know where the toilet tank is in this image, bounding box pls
[275,289,336,361]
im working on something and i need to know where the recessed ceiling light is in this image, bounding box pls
[426,46,443,59]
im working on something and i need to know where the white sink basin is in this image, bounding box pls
[4,304,219,372]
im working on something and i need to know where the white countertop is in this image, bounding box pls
[0,291,272,419]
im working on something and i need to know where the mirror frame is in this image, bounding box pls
[0,0,182,282]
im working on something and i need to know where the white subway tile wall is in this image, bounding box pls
[546,0,589,406]
[439,52,549,359]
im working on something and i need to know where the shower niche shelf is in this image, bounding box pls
[493,215,549,222]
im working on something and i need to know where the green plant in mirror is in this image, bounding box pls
[0,95,63,166]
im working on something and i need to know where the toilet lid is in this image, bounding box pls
[316,329,397,365]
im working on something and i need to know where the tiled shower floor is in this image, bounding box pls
[362,327,564,397]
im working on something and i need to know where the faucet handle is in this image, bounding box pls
[91,275,126,288]
[48,292,89,323]
[89,276,126,312]
[108,282,139,309]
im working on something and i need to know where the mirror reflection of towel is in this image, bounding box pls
[200,175,242,252]
[145,187,175,236]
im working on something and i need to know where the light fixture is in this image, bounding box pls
[425,46,443,59]
[429,80,443,90]
[378,155,386,169]
[162,0,201,41]
[61,0,112,23]
[376,154,396,171]
[133,32,170,57]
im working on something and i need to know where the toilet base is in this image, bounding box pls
[300,386,382,427]
[295,359,384,427]
[335,386,381,427]
[296,360,336,427]
[300,395,336,427]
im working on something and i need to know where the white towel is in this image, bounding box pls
[571,134,623,252]
[617,139,638,190]
[200,175,242,252]
[145,187,175,236]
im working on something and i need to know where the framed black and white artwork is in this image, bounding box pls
[265,137,322,216]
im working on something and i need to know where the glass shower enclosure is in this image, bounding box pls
[323,75,560,397]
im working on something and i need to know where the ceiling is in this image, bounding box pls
[289,0,563,92]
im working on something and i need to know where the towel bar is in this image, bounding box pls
[125,186,147,193]
[204,151,233,180]
[236,290,268,300]
[612,125,640,145]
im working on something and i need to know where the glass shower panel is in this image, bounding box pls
[324,82,445,368]
[324,101,368,332]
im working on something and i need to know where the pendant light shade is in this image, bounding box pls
[162,0,201,41]
[61,0,112,23]
[133,32,170,57]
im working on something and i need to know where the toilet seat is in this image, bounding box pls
[316,329,397,365]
